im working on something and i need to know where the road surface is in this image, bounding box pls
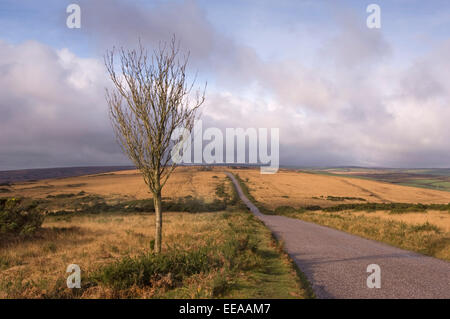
[226,172,450,299]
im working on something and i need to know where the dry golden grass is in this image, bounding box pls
[8,167,225,202]
[0,211,309,299]
[285,210,450,261]
[230,168,450,209]
[1,168,231,298]
[3,166,449,297]
[0,212,216,298]
[231,168,450,261]
[12,166,450,208]
[352,210,450,233]
[0,169,311,299]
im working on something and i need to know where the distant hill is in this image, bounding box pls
[0,166,134,184]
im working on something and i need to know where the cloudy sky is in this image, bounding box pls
[0,0,449,170]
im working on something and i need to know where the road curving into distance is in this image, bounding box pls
[226,172,450,299]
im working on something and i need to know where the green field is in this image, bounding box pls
[305,168,450,192]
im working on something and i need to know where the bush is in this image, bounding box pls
[92,245,219,290]
[211,273,232,297]
[274,206,298,216]
[164,197,227,213]
[48,195,231,217]
[46,193,78,199]
[305,205,322,211]
[326,196,366,202]
[411,222,441,233]
[92,214,263,292]
[322,202,449,213]
[0,198,44,238]
[215,183,228,199]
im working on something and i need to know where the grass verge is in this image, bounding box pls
[90,211,312,298]
[282,211,450,261]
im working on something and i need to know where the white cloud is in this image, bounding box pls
[1,1,450,169]
[0,40,126,170]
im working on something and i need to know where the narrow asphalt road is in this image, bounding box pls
[226,172,450,299]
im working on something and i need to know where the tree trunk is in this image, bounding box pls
[154,190,162,254]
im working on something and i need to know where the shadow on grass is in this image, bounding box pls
[0,226,92,249]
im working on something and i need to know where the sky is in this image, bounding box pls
[0,0,449,170]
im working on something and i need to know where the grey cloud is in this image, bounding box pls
[400,41,450,101]
[1,0,450,170]
[0,40,127,170]
[80,0,215,58]
[78,0,263,87]
[402,64,444,101]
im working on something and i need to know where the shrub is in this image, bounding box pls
[211,273,232,297]
[47,193,78,199]
[389,205,427,214]
[92,214,263,292]
[215,182,228,199]
[92,245,219,290]
[164,197,227,213]
[326,196,366,202]
[48,195,231,217]
[411,222,441,233]
[274,206,298,216]
[0,198,44,238]
[305,205,322,211]
[322,202,448,213]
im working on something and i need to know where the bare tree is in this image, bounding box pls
[105,37,205,253]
